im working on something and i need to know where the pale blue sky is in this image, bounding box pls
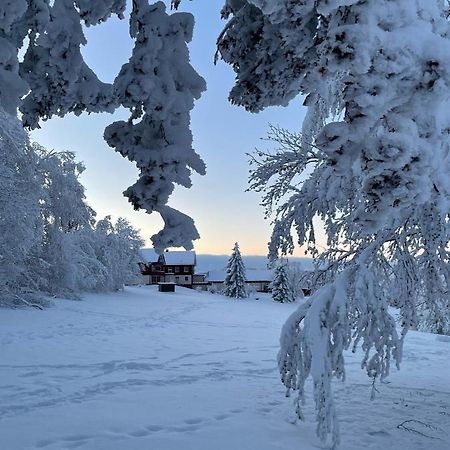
[31,1,312,256]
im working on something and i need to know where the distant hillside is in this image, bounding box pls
[195,254,314,273]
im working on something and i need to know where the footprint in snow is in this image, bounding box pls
[65,441,87,449]
[61,434,93,442]
[146,425,164,432]
[367,430,390,437]
[128,429,149,437]
[230,408,244,414]
[184,417,204,425]
[258,407,273,414]
[35,439,54,448]
[267,400,282,406]
[168,424,199,433]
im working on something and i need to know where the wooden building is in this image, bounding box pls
[139,249,197,288]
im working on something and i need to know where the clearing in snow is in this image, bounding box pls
[0,286,449,450]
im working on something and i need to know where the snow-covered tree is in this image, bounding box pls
[0,108,144,304]
[27,145,97,295]
[90,216,144,291]
[223,242,248,298]
[223,1,450,446]
[0,0,204,252]
[271,260,295,303]
[285,262,308,300]
[0,107,42,307]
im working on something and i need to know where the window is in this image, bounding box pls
[175,276,180,282]
[151,276,160,284]
[175,266,180,273]
[154,265,161,271]
[184,276,189,281]
[167,267,173,273]
[184,267,189,273]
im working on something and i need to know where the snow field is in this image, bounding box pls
[0,286,448,450]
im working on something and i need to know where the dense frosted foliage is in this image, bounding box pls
[223,243,248,299]
[235,0,450,446]
[0,109,143,307]
[0,0,204,252]
[216,0,317,112]
[104,0,206,252]
[285,262,308,300]
[0,108,42,306]
[270,261,295,303]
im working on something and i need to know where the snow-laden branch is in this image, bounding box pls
[1,0,205,251]
[234,0,450,446]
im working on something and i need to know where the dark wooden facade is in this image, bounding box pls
[140,252,196,287]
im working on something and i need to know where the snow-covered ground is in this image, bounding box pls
[0,286,449,450]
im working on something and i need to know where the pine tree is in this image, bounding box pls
[271,261,294,303]
[223,242,247,299]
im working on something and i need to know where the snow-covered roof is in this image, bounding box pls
[139,248,159,264]
[162,251,196,266]
[206,269,274,283]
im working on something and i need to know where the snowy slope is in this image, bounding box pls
[0,287,449,450]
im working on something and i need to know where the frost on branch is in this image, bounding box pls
[216,0,318,112]
[19,0,120,129]
[241,0,450,446]
[279,259,402,447]
[72,0,126,24]
[151,206,200,253]
[0,1,29,114]
[105,0,206,251]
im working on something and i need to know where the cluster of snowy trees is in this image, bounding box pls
[222,244,299,303]
[0,108,143,308]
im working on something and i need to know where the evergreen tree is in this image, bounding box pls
[271,261,295,303]
[223,242,247,299]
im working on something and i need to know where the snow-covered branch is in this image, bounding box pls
[1,0,205,251]
[236,0,450,446]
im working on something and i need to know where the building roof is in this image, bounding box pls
[139,248,159,264]
[206,269,274,283]
[162,251,196,266]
